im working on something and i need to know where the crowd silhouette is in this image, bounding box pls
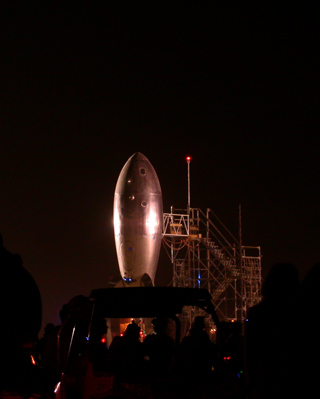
[1,233,319,398]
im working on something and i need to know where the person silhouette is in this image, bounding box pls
[299,262,320,397]
[143,317,175,378]
[173,316,218,397]
[0,233,42,393]
[109,321,145,380]
[57,295,92,375]
[245,263,300,399]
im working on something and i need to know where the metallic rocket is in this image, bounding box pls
[113,152,163,287]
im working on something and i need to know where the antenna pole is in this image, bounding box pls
[186,156,191,213]
[239,204,242,248]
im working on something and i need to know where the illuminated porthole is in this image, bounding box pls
[129,195,135,201]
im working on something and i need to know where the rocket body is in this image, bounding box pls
[113,152,163,286]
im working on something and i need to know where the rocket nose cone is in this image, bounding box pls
[115,151,162,195]
[131,152,147,161]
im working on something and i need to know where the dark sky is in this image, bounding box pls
[1,2,319,333]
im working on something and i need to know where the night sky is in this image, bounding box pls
[1,2,319,334]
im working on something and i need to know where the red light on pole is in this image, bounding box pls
[186,156,191,163]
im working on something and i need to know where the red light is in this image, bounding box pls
[101,338,106,344]
[186,156,191,163]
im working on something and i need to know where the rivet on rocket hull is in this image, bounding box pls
[114,152,163,287]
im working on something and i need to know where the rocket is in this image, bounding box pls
[113,152,163,287]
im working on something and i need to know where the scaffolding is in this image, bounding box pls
[162,207,262,323]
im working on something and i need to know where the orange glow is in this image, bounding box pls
[30,354,36,365]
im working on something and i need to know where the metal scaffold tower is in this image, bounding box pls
[162,207,262,323]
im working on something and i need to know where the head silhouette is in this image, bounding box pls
[262,263,299,301]
[125,321,140,341]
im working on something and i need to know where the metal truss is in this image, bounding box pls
[162,207,262,323]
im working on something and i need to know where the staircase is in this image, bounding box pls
[201,237,240,301]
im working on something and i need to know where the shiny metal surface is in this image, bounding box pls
[113,152,163,286]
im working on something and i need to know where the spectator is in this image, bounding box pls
[57,295,92,375]
[0,233,42,394]
[245,263,300,399]
[143,317,175,378]
[109,321,145,380]
[173,316,218,397]
[299,262,320,397]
